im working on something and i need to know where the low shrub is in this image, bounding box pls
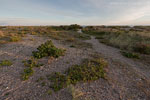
[22,58,43,68]
[134,43,150,54]
[70,45,76,48]
[10,36,21,42]
[32,40,65,59]
[66,58,107,84]
[121,51,140,59]
[95,36,104,39]
[77,34,91,40]
[0,60,12,66]
[22,67,34,81]
[47,72,69,92]
[47,90,52,95]
[47,58,107,92]
[0,40,7,44]
[66,38,75,42]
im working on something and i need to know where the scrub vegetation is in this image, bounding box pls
[32,40,65,59]
[0,60,12,66]
[47,58,107,92]
[0,25,150,100]
[22,58,43,80]
[83,26,150,55]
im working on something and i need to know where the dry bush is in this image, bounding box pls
[67,85,84,100]
[0,31,4,37]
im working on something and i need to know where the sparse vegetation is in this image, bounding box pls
[48,72,69,92]
[21,58,43,80]
[76,34,91,40]
[22,58,43,68]
[32,40,65,59]
[36,76,44,82]
[41,82,46,86]
[0,60,12,66]
[1,26,150,99]
[47,90,52,95]
[121,51,140,59]
[66,38,75,42]
[47,58,107,92]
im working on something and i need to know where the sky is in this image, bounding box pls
[0,0,150,25]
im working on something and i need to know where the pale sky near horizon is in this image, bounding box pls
[0,0,150,25]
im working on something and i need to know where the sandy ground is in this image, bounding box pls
[0,34,150,100]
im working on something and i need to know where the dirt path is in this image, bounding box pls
[85,36,150,100]
[86,36,150,79]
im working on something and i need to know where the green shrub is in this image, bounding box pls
[70,45,76,48]
[121,51,140,59]
[32,40,65,59]
[22,67,34,81]
[66,58,107,84]
[47,58,107,92]
[134,43,150,54]
[0,60,12,66]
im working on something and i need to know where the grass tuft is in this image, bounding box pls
[67,85,84,100]
[0,60,12,66]
[47,72,69,92]
[121,51,140,59]
[22,67,34,81]
[22,58,43,68]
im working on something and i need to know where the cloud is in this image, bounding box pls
[0,0,150,25]
[85,0,150,25]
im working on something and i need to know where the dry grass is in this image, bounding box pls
[67,85,84,100]
[83,27,150,54]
